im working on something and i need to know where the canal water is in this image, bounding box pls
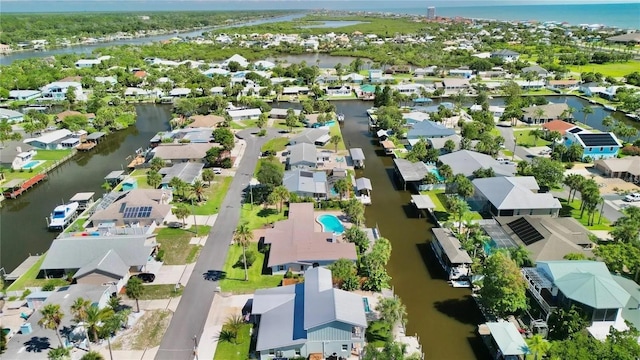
[0,104,171,273]
[335,100,490,360]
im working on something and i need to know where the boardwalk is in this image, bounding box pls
[1,174,47,199]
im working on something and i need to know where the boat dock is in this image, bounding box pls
[1,174,47,199]
[77,131,105,151]
[4,255,41,281]
[127,155,145,169]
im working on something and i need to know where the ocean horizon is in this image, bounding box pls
[1,1,638,30]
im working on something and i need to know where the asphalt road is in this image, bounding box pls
[155,128,276,360]
[497,125,536,163]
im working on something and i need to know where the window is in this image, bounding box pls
[277,265,285,271]
[268,349,275,355]
[295,349,301,356]
[600,147,604,151]
[342,344,349,351]
[610,147,614,151]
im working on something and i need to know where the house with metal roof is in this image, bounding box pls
[151,143,218,163]
[227,108,262,121]
[251,266,367,360]
[0,141,35,168]
[522,261,632,339]
[263,203,357,274]
[490,49,520,62]
[439,150,516,178]
[472,176,561,217]
[564,128,621,160]
[88,189,172,227]
[0,108,25,123]
[283,169,328,200]
[431,228,472,280]
[159,162,204,188]
[287,143,318,169]
[594,156,640,183]
[289,128,331,146]
[23,129,74,150]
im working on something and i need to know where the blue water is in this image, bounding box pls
[22,160,42,169]
[363,297,371,313]
[330,187,339,197]
[302,21,367,29]
[318,214,345,235]
[1,2,637,29]
[429,168,445,182]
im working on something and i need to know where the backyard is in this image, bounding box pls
[155,225,210,265]
[219,242,283,293]
[421,189,483,222]
[260,137,289,153]
[6,254,69,292]
[0,149,74,183]
[321,123,346,151]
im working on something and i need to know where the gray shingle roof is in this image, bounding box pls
[407,120,455,139]
[522,103,569,120]
[288,143,318,167]
[159,162,204,185]
[473,177,562,210]
[152,143,216,161]
[283,169,327,194]
[74,249,129,279]
[40,234,154,271]
[439,150,515,177]
[252,267,367,351]
[290,128,329,145]
[432,228,472,264]
[393,158,430,182]
[0,141,35,164]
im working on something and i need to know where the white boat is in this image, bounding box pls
[48,202,80,231]
[337,113,345,122]
[604,104,616,111]
[449,280,471,288]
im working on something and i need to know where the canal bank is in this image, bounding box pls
[334,100,490,360]
[0,104,171,273]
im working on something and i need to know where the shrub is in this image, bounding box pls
[257,129,267,137]
[564,163,574,169]
[284,269,294,278]
[221,157,232,169]
[583,156,592,163]
[621,145,640,156]
[259,244,270,254]
[235,249,257,268]
[20,289,31,300]
[41,281,56,292]
[155,249,165,262]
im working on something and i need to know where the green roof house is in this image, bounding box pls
[522,260,632,340]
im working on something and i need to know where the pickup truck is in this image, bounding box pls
[624,193,640,202]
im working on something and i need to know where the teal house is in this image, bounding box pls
[564,127,622,160]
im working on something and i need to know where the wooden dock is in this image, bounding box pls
[127,155,145,169]
[1,173,47,199]
[5,255,41,281]
[77,142,97,151]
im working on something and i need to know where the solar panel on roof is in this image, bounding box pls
[578,133,618,147]
[119,203,127,213]
[507,217,544,245]
[569,127,583,134]
[123,206,139,218]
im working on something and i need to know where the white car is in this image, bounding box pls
[624,193,640,202]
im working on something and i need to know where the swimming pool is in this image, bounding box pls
[22,160,44,169]
[317,214,345,235]
[363,297,371,313]
[428,167,445,182]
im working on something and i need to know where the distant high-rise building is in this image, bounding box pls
[427,6,436,20]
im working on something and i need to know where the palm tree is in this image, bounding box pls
[271,186,290,213]
[438,164,453,180]
[448,197,470,234]
[530,129,543,147]
[509,245,533,267]
[146,170,162,189]
[581,106,594,126]
[527,334,551,360]
[172,203,191,228]
[38,304,65,348]
[375,295,407,328]
[191,180,206,203]
[99,314,122,360]
[107,296,121,312]
[85,305,114,343]
[126,276,144,313]
[334,178,351,199]
[201,168,215,186]
[81,351,105,360]
[233,222,254,281]
[169,177,186,199]
[564,174,585,203]
[71,297,92,348]
[47,347,70,360]
[602,115,615,130]
[329,134,342,153]
[101,181,113,194]
[149,157,166,172]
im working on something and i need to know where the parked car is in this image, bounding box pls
[624,193,640,202]
[135,273,156,283]
[167,221,184,229]
[212,167,223,174]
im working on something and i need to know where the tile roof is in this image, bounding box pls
[542,120,575,135]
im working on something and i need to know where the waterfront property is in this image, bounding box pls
[289,128,331,146]
[430,228,472,280]
[0,141,35,169]
[0,108,25,123]
[478,321,530,360]
[564,127,622,160]
[522,261,633,340]
[317,214,345,235]
[471,176,562,217]
[541,119,575,135]
[262,203,357,274]
[8,89,41,101]
[150,143,218,163]
[186,114,225,128]
[69,192,96,210]
[23,129,77,150]
[104,170,126,186]
[251,266,367,360]
[39,81,85,101]
[594,156,640,184]
[392,158,430,191]
[438,150,516,178]
[490,49,520,62]
[159,162,204,188]
[227,107,262,121]
[283,169,329,200]
[349,148,365,169]
[521,103,569,124]
[427,134,462,153]
[380,140,395,155]
[406,120,455,143]
[287,143,318,169]
[355,177,372,203]
[88,189,172,227]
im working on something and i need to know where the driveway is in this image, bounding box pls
[155,128,279,360]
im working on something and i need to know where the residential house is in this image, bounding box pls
[521,65,550,77]
[94,76,118,86]
[169,88,191,97]
[515,80,547,90]
[290,128,331,146]
[489,216,593,262]
[187,114,225,128]
[325,85,353,96]
[522,261,632,339]
[471,176,562,217]
[254,60,276,70]
[8,90,41,101]
[427,134,462,153]
[548,79,580,90]
[490,49,520,62]
[0,108,24,123]
[521,103,569,124]
[594,156,640,183]
[151,143,217,163]
[0,141,35,169]
[88,189,172,227]
[74,59,101,68]
[222,54,249,68]
[270,108,301,119]
[414,66,438,77]
[469,105,505,118]
[343,73,365,84]
[283,169,328,199]
[440,78,470,91]
[282,86,310,96]
[227,108,262,121]
[263,203,357,274]
[251,266,367,360]
[431,228,472,280]
[203,68,230,77]
[541,119,575,135]
[369,69,384,83]
[40,81,85,101]
[393,84,425,95]
[24,129,75,150]
[287,143,318,169]
[407,121,455,145]
[159,162,204,188]
[448,69,473,78]
[393,158,430,191]
[579,82,607,97]
[564,128,622,160]
[438,150,516,178]
[403,111,431,125]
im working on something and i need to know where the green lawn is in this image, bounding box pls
[559,198,611,231]
[240,204,287,230]
[128,168,153,190]
[192,176,233,215]
[0,149,75,184]
[261,137,289,153]
[33,149,73,161]
[365,320,392,348]
[321,124,346,151]
[219,242,283,293]
[156,226,211,265]
[6,253,70,292]
[138,284,184,300]
[254,157,285,178]
[213,324,252,360]
[229,122,245,130]
[566,61,640,78]
[272,119,305,132]
[514,130,552,147]
[421,189,482,222]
